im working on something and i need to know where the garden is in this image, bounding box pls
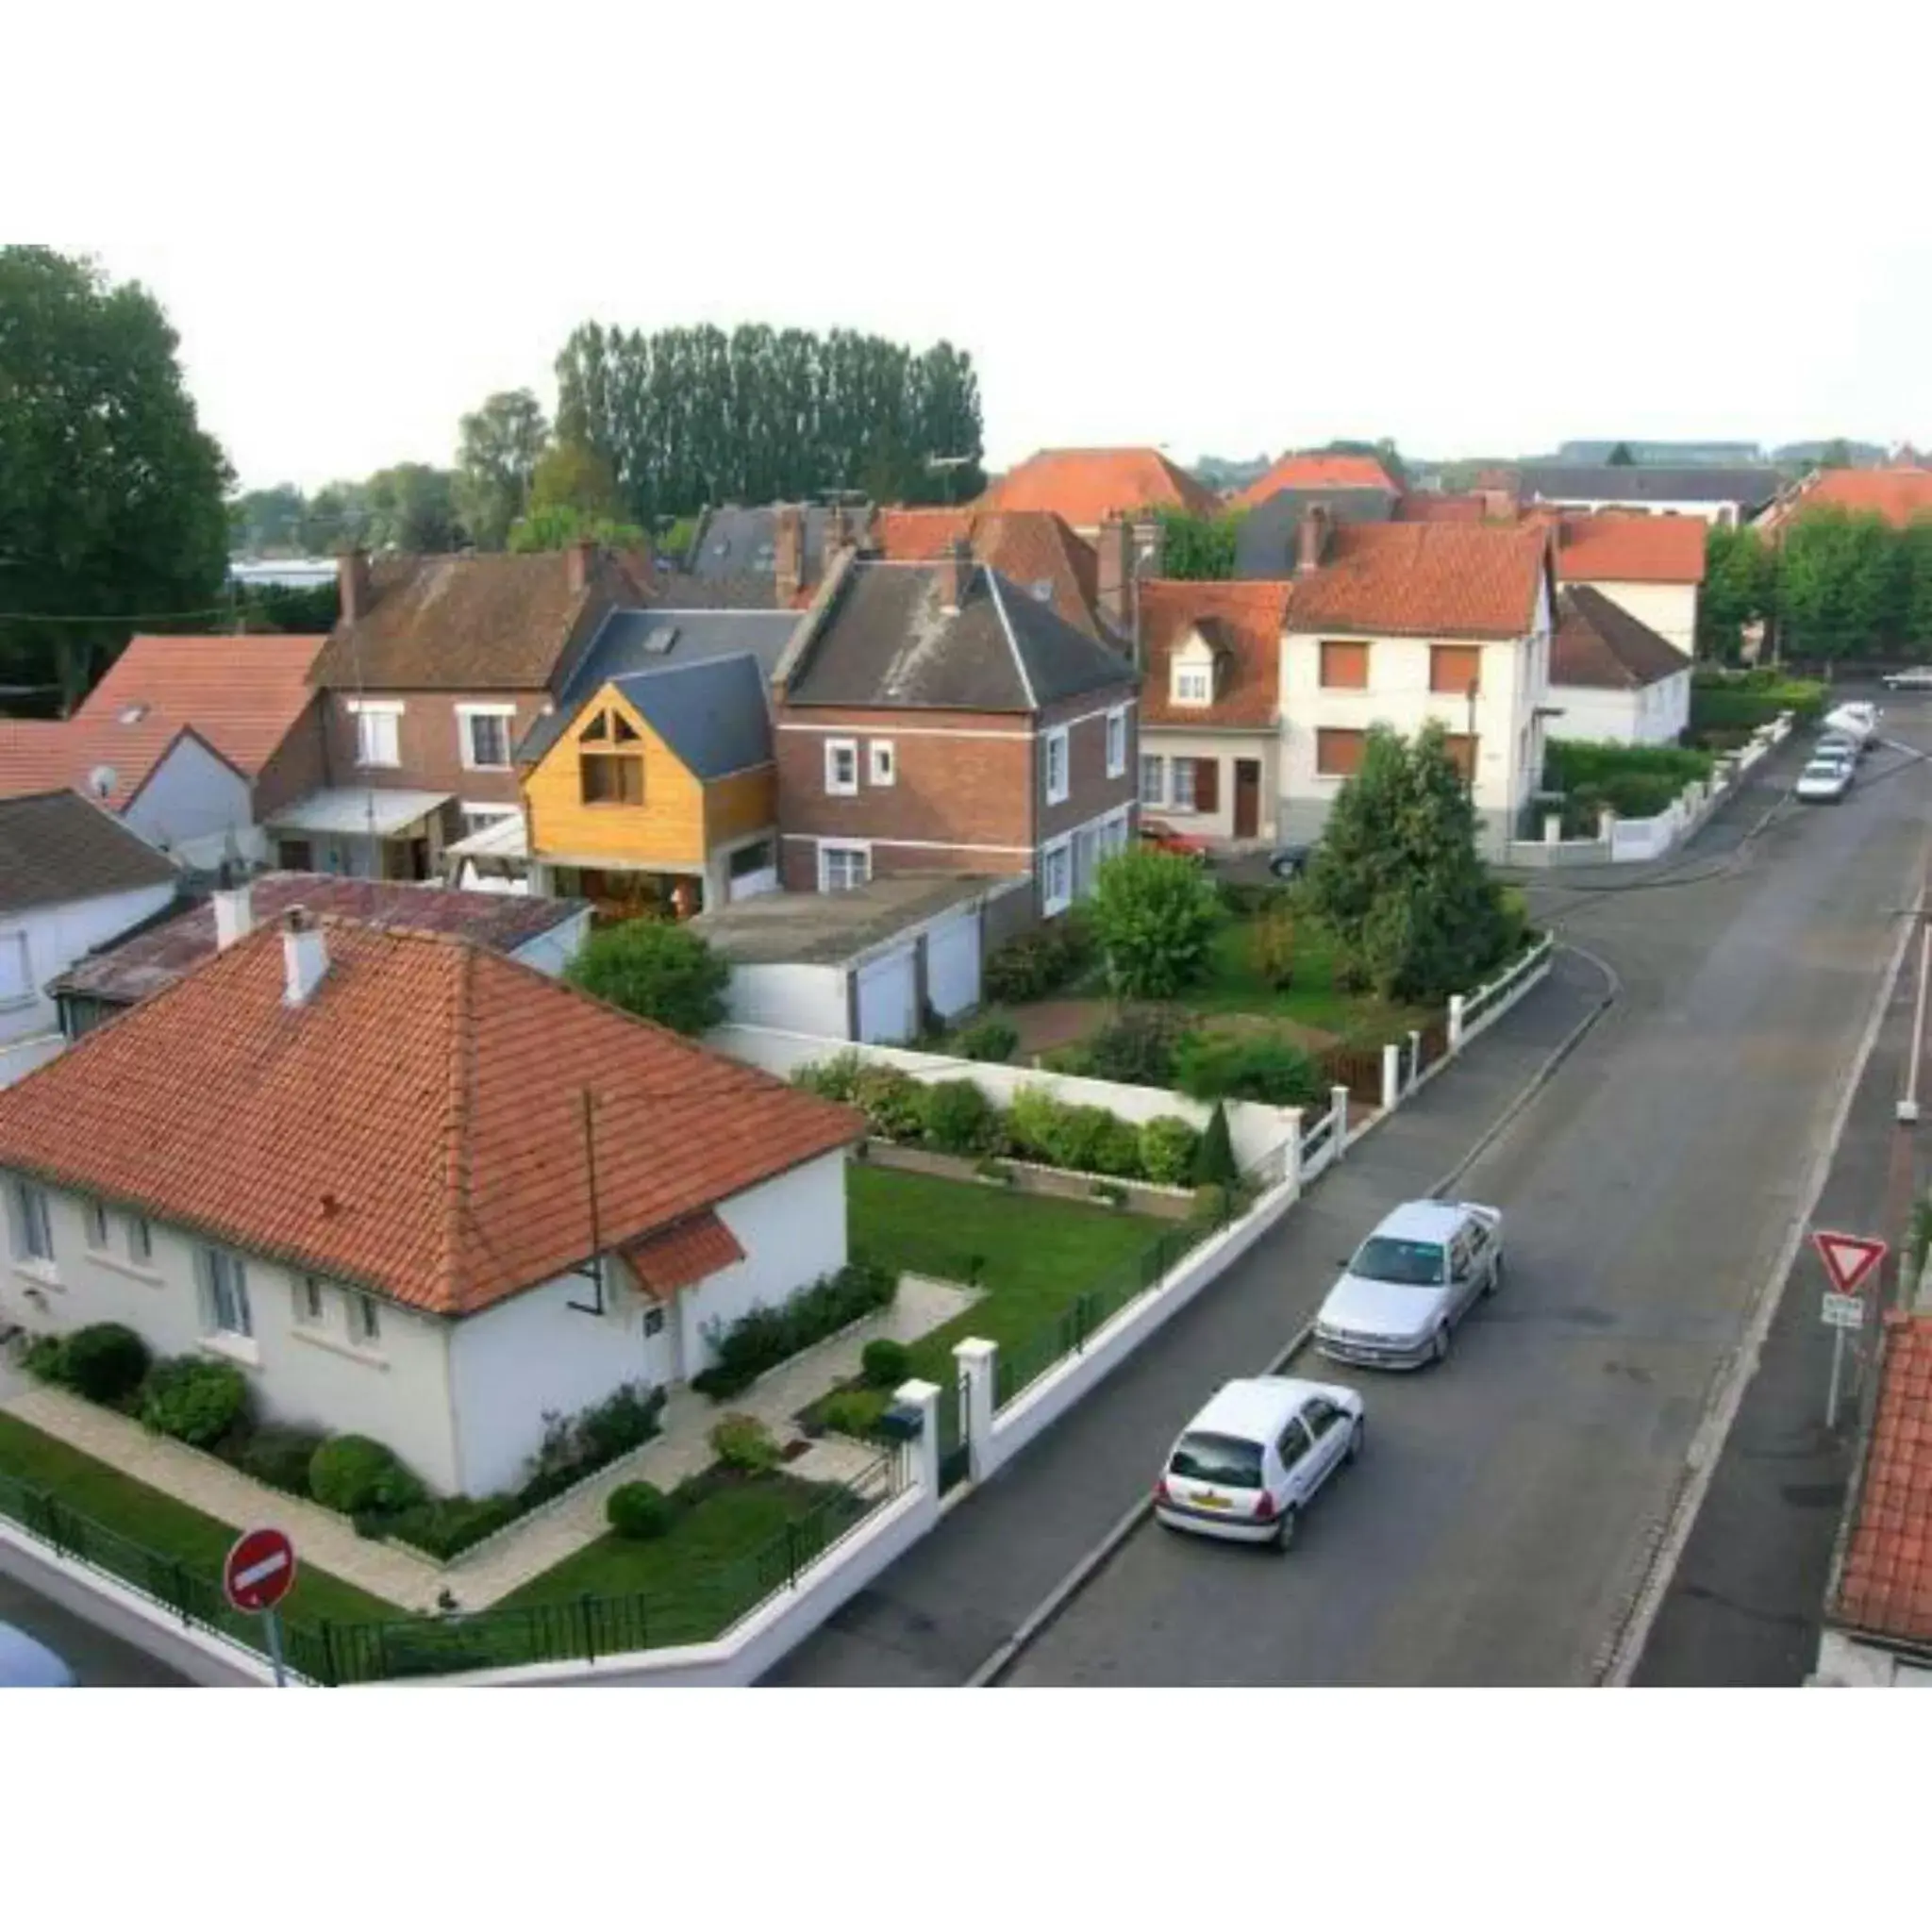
[1688,666,1826,747]
[1539,739,1715,835]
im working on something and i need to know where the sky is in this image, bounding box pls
[12,1,1931,493]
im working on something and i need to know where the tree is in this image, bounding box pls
[456,389,549,549]
[362,463,460,551]
[528,440,624,521]
[1191,1102,1239,1187]
[297,479,371,555]
[1087,845,1224,999]
[1898,521,1932,653]
[0,246,231,706]
[1698,525,1775,661]
[229,483,307,554]
[563,919,730,1035]
[1775,508,1902,659]
[507,504,646,553]
[1154,508,1242,579]
[1305,724,1506,1001]
[1607,442,1636,465]
[1821,438,1854,469]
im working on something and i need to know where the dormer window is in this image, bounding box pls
[1169,629,1219,708]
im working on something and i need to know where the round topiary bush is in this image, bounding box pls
[60,1322,151,1405]
[922,1078,994,1155]
[140,1357,249,1447]
[1139,1115,1201,1187]
[606,1479,674,1541]
[308,1434,425,1516]
[240,1425,328,1497]
[860,1338,911,1390]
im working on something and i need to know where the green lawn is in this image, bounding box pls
[1187,916,1432,1042]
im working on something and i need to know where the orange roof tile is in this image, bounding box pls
[874,508,1105,637]
[976,447,1220,525]
[1554,513,1706,586]
[1393,491,1499,524]
[0,918,861,1318]
[1137,580,1290,730]
[1833,1314,1932,1646]
[0,634,325,808]
[1783,467,1932,530]
[1285,523,1552,641]
[623,1210,746,1301]
[1232,453,1399,509]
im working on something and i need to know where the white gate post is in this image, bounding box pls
[1448,993,1467,1054]
[1330,1084,1351,1158]
[1381,1041,1401,1113]
[952,1339,998,1484]
[1280,1108,1304,1196]
[893,1379,941,1498]
[1542,813,1562,845]
[1407,1028,1423,1091]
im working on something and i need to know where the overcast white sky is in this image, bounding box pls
[11,1,1929,491]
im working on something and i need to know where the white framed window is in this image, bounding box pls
[9,1181,53,1264]
[1043,726,1070,807]
[126,1215,152,1266]
[0,931,31,1008]
[1139,754,1165,808]
[868,741,896,787]
[1041,838,1073,916]
[1106,707,1127,779]
[1172,665,1212,707]
[458,704,515,771]
[352,1293,382,1347]
[1100,809,1131,860]
[199,1246,252,1339]
[643,1304,667,1339]
[350,701,402,770]
[825,739,859,796]
[294,1275,326,1327]
[82,1199,109,1249]
[1171,758,1198,810]
[819,843,872,892]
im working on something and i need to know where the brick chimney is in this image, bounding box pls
[940,536,973,613]
[212,881,254,952]
[281,907,328,1007]
[1296,503,1332,575]
[774,506,806,605]
[1478,488,1516,522]
[338,547,373,624]
[1096,515,1133,633]
[566,538,596,597]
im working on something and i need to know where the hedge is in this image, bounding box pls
[1690,670,1825,729]
[690,1261,898,1401]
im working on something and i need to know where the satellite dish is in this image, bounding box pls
[87,764,119,801]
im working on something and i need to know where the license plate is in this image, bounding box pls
[1193,1491,1229,1509]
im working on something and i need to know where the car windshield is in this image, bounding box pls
[1803,761,1844,778]
[1168,1432,1265,1488]
[1350,1236,1446,1285]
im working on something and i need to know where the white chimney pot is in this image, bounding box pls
[212,884,254,952]
[281,909,329,1006]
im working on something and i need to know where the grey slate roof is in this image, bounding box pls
[0,791,178,916]
[1518,464,1782,509]
[687,504,871,581]
[782,560,1136,713]
[607,655,774,779]
[519,607,799,764]
[1235,488,1395,579]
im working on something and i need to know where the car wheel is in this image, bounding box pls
[1431,1323,1452,1366]
[1345,1419,1365,1463]
[1484,1253,1505,1299]
[1274,1505,1298,1552]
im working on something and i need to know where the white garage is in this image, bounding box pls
[924,908,982,1021]
[855,947,918,1044]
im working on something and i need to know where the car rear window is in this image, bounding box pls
[1351,1236,1446,1285]
[1168,1432,1265,1488]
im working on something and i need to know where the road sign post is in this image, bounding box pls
[1814,1231,1887,1431]
[224,1527,297,1688]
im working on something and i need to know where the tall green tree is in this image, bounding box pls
[1898,521,1932,650]
[1775,508,1902,658]
[1698,525,1776,661]
[1154,508,1242,579]
[0,246,231,706]
[528,441,623,520]
[229,483,307,553]
[456,389,549,549]
[363,463,460,551]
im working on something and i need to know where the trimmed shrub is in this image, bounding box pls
[308,1434,425,1516]
[821,1388,890,1439]
[575,1381,666,1466]
[239,1425,327,1497]
[691,1261,898,1399]
[954,1017,1018,1063]
[1082,1008,1186,1087]
[1090,847,1223,998]
[709,1413,781,1474]
[1139,1115,1202,1187]
[984,911,1096,1003]
[386,1493,521,1561]
[852,1065,926,1141]
[1174,1032,1326,1107]
[923,1078,996,1155]
[562,918,730,1035]
[20,1334,70,1387]
[140,1357,249,1448]
[791,1051,866,1105]
[1191,1182,1231,1225]
[607,1480,674,1541]
[1192,1104,1239,1188]
[60,1323,150,1404]
[1091,1114,1145,1179]
[860,1338,911,1390]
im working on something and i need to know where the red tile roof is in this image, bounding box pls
[873,508,1104,637]
[0,918,860,1318]
[623,1210,746,1301]
[1136,579,1290,730]
[0,634,325,808]
[1833,1313,1932,1646]
[1553,513,1707,586]
[976,448,1220,525]
[1394,491,1497,524]
[1285,523,1553,641]
[1778,467,1932,530]
[1232,453,1398,509]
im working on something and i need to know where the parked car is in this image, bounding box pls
[1816,731,1862,765]
[1881,667,1932,691]
[1155,1375,1365,1549]
[1139,819,1212,863]
[1314,1199,1504,1370]
[1795,756,1855,803]
[0,1622,76,1688]
[1268,841,1314,880]
[1823,701,1882,747]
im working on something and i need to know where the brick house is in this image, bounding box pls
[771,545,1139,917]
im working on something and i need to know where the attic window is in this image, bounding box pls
[641,625,679,656]
[581,711,610,741]
[1031,580,1055,602]
[612,712,639,742]
[1172,664,1214,707]
[118,704,148,725]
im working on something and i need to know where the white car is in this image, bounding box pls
[1155,1375,1365,1549]
[1823,701,1881,747]
[1314,1198,1504,1370]
[1795,755,1854,803]
[1882,667,1932,691]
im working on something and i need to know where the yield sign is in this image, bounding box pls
[1812,1229,1887,1298]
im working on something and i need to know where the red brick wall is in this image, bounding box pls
[321,689,553,807]
[1037,691,1138,843]
[251,695,331,820]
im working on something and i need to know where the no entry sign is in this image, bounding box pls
[224,1526,297,1614]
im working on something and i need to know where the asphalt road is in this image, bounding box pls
[0,1569,190,1687]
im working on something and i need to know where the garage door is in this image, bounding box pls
[855,946,917,1044]
[924,909,980,1021]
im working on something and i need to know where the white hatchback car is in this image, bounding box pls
[1795,755,1854,803]
[1155,1375,1365,1549]
[1314,1198,1504,1369]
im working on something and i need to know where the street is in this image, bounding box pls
[774,700,1932,1685]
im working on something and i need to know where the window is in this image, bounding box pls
[459,804,518,839]
[643,1304,667,1339]
[1169,1432,1264,1488]
[1316,727,1366,778]
[1302,1397,1346,1441]
[1191,758,1219,816]
[351,705,401,769]
[1171,758,1197,811]
[1349,1236,1445,1286]
[459,707,513,770]
[1106,707,1127,778]
[580,752,643,806]
[1139,754,1166,808]
[199,1246,252,1338]
[1043,728,1070,807]
[1429,645,1482,695]
[0,932,30,1007]
[10,1181,53,1264]
[1275,1418,1314,1469]
[868,741,896,787]
[352,1294,382,1347]
[1041,839,1073,915]
[1100,811,1131,860]
[728,838,774,879]
[1172,665,1212,707]
[126,1215,152,1265]
[820,844,871,892]
[294,1276,326,1325]
[82,1199,108,1249]
[825,740,859,795]
[1320,641,1369,689]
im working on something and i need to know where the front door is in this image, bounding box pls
[641,1300,679,1387]
[1234,758,1261,839]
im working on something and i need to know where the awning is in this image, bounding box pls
[621,1210,746,1303]
[446,813,529,861]
[268,788,452,838]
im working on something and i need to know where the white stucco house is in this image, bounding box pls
[0,910,861,1499]
[1547,588,1692,745]
[1551,512,1705,658]
[1276,514,1557,857]
[0,791,181,1088]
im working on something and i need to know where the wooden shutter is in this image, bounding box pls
[1316,728,1366,777]
[1320,641,1369,689]
[1430,645,1482,694]
[1193,758,1220,813]
[1444,734,1477,780]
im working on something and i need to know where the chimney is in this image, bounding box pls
[1479,488,1515,522]
[281,907,328,1007]
[566,538,596,597]
[1296,503,1332,575]
[1131,515,1165,583]
[774,505,806,605]
[211,882,254,952]
[338,546,372,624]
[1095,515,1133,633]
[940,536,973,613]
